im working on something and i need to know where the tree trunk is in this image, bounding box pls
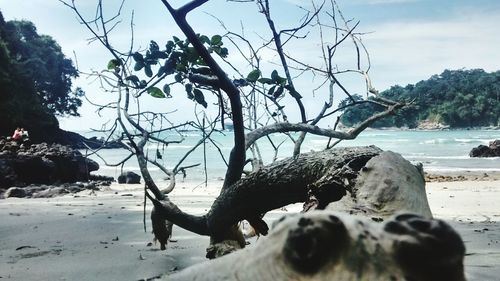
[157,150,465,281]
[152,146,384,253]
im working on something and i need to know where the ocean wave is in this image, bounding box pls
[360,133,391,137]
[421,138,452,144]
[454,138,490,144]
[405,155,470,160]
[99,166,162,171]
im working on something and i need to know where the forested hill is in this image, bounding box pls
[0,11,82,143]
[339,69,500,128]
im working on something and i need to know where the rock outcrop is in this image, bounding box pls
[0,139,100,189]
[469,139,500,157]
[57,130,126,149]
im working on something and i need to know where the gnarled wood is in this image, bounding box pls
[326,151,432,219]
[151,146,382,240]
[157,150,465,281]
[206,146,382,236]
[163,213,465,281]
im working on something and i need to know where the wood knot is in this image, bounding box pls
[283,215,348,274]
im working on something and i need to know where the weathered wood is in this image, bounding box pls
[151,146,382,241]
[163,213,465,281]
[206,146,382,236]
[327,151,432,219]
[158,149,465,280]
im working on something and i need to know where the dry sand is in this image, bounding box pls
[1,175,499,280]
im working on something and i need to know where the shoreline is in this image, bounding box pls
[425,170,500,182]
[362,126,500,131]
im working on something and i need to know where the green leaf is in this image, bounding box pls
[193,88,207,108]
[163,84,172,98]
[174,73,183,83]
[185,83,193,93]
[199,35,210,45]
[215,47,228,58]
[149,40,159,52]
[157,66,166,77]
[258,78,273,84]
[173,36,181,43]
[246,69,261,82]
[267,85,277,97]
[166,41,175,53]
[147,87,165,98]
[107,59,120,70]
[125,75,140,86]
[270,70,287,85]
[176,63,187,72]
[134,61,144,71]
[132,52,143,62]
[211,35,222,46]
[139,80,147,89]
[271,70,280,82]
[144,65,153,77]
[273,86,284,98]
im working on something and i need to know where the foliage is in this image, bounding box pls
[0,12,82,117]
[339,69,500,128]
[0,11,60,141]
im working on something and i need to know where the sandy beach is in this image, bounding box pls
[1,173,500,280]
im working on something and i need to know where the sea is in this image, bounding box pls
[82,129,500,186]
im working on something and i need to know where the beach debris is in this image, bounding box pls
[112,236,119,241]
[15,245,36,251]
[151,206,173,250]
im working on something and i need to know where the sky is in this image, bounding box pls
[1,0,499,131]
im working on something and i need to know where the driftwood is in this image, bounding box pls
[151,146,382,248]
[165,213,464,281]
[326,151,432,219]
[157,150,465,281]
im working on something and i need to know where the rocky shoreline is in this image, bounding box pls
[0,138,114,198]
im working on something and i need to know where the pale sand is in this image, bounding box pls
[0,179,499,280]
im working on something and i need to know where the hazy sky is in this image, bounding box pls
[1,0,499,131]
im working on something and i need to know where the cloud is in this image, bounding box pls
[362,10,500,89]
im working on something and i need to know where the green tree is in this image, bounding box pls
[0,11,81,141]
[2,18,82,116]
[340,69,500,128]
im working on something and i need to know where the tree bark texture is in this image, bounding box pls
[151,146,382,251]
[206,145,382,236]
[164,213,465,281]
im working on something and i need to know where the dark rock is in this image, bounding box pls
[57,130,126,149]
[89,174,114,182]
[2,180,112,198]
[32,187,69,198]
[4,187,27,198]
[118,171,141,184]
[469,140,500,157]
[0,140,99,189]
